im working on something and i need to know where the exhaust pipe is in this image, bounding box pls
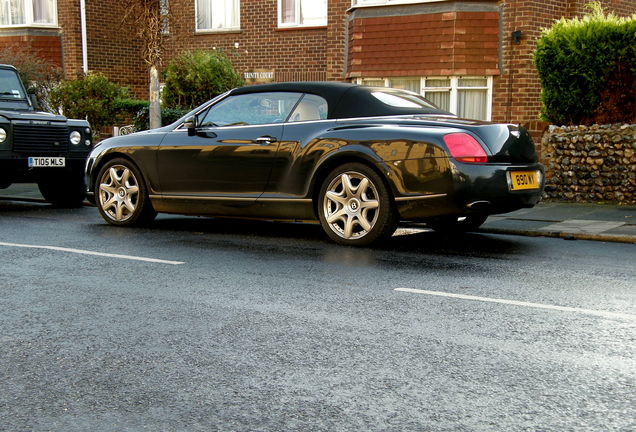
[466,200,491,211]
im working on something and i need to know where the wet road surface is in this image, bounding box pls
[1,200,635,431]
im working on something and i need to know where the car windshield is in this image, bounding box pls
[0,69,26,100]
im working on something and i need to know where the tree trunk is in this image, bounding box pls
[149,66,161,129]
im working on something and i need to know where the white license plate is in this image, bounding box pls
[28,157,66,168]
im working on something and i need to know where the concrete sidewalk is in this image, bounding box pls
[480,202,636,244]
[1,183,635,244]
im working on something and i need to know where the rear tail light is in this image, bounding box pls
[443,133,488,163]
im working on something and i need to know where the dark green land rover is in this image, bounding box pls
[0,64,92,207]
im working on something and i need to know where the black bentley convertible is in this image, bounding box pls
[85,82,544,245]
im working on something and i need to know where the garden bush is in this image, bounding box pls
[535,3,636,125]
[49,72,130,134]
[162,50,243,109]
[132,105,189,131]
[0,46,63,112]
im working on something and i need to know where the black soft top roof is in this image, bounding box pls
[229,81,447,119]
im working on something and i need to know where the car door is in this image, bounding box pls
[158,91,303,198]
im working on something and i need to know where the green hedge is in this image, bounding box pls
[49,72,130,134]
[133,106,189,131]
[162,50,244,109]
[534,3,636,125]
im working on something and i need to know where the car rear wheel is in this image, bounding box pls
[95,158,156,226]
[318,163,397,246]
[427,214,488,233]
[38,169,86,208]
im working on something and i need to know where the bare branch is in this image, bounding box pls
[119,0,167,67]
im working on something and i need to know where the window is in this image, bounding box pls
[278,0,327,28]
[357,76,493,121]
[196,0,239,31]
[160,0,169,34]
[0,69,27,99]
[288,94,328,122]
[0,0,56,27]
[201,92,303,127]
[370,89,437,110]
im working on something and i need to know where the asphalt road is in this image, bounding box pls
[1,200,635,431]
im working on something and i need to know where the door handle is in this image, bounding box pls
[255,136,277,145]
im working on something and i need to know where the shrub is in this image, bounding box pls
[49,72,130,134]
[162,50,244,109]
[534,3,636,125]
[113,98,150,116]
[0,46,63,112]
[133,106,189,131]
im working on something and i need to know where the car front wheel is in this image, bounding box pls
[95,158,156,226]
[318,163,397,246]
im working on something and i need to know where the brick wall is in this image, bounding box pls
[494,0,636,145]
[83,2,146,96]
[348,11,500,78]
[165,0,349,84]
[0,32,63,67]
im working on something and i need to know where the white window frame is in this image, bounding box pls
[0,0,57,28]
[278,0,327,28]
[351,0,446,7]
[195,0,240,33]
[356,76,493,121]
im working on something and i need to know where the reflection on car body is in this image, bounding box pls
[85,82,544,246]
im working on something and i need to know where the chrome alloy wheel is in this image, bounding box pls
[323,171,380,240]
[98,164,140,222]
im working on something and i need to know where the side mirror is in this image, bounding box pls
[184,115,196,136]
[29,94,40,110]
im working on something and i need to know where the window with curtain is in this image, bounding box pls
[0,0,56,27]
[197,0,239,31]
[456,77,489,121]
[32,0,53,24]
[279,0,327,27]
[357,76,492,121]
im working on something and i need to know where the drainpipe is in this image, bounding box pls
[80,0,88,73]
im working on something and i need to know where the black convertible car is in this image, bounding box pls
[86,82,544,245]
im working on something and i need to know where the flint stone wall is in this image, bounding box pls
[541,124,636,204]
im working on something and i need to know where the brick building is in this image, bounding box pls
[1,0,634,139]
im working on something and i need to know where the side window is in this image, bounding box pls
[288,94,328,122]
[200,92,303,127]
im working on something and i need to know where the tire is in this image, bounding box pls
[95,158,157,226]
[427,214,488,233]
[37,169,86,208]
[318,162,397,246]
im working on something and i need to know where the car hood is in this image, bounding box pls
[0,109,67,122]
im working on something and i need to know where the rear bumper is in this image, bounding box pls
[391,160,545,220]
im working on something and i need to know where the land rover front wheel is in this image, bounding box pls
[38,169,86,208]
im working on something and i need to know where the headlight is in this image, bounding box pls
[70,130,82,145]
[0,127,6,143]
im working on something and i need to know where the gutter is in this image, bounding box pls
[80,0,88,73]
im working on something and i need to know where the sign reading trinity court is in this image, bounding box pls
[244,70,275,83]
